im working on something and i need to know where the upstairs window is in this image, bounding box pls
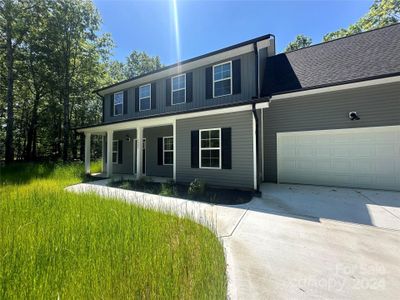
[163,136,174,165]
[213,61,232,97]
[199,128,221,169]
[139,84,151,111]
[113,92,123,116]
[171,74,186,105]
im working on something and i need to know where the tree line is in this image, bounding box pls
[0,0,162,163]
[285,0,399,52]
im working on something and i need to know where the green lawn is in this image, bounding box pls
[0,162,226,299]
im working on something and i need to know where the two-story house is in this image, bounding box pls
[77,24,400,192]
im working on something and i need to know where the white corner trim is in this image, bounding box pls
[252,113,257,191]
[260,108,264,181]
[270,75,400,101]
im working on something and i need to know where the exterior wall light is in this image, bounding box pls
[349,111,360,121]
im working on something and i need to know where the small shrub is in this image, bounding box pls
[120,180,132,190]
[160,181,176,197]
[134,176,149,189]
[188,179,206,199]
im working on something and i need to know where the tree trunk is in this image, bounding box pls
[5,19,14,164]
[25,92,40,161]
[80,133,85,161]
[63,91,70,161]
[62,40,71,162]
[32,128,37,160]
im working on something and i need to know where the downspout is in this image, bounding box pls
[252,42,261,194]
[252,102,260,194]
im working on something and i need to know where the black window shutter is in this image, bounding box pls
[186,72,193,102]
[205,67,213,99]
[232,59,241,94]
[134,87,139,112]
[151,82,157,110]
[166,78,171,106]
[221,128,232,169]
[157,137,163,165]
[123,90,128,114]
[110,94,114,116]
[118,140,123,164]
[102,96,105,122]
[191,130,199,168]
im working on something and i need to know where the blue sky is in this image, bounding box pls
[94,0,372,65]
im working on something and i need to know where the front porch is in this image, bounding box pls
[83,123,176,181]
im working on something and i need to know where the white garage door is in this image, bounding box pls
[277,126,400,191]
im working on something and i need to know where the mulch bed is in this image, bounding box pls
[109,180,253,205]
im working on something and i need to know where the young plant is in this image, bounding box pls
[188,179,206,199]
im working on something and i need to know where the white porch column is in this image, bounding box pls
[136,127,143,179]
[106,130,113,177]
[84,132,91,174]
[173,120,177,181]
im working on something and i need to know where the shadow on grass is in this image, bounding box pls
[0,161,104,186]
[0,162,56,185]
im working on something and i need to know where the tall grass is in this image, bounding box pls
[0,162,226,299]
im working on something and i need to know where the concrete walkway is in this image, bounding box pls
[66,181,400,300]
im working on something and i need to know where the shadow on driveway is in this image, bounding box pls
[244,183,400,230]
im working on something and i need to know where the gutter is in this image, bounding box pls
[251,37,275,193]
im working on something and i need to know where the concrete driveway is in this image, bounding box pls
[225,183,400,299]
[67,181,400,299]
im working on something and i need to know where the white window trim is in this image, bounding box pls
[113,91,124,116]
[139,84,151,111]
[171,73,186,105]
[112,140,119,164]
[163,136,174,166]
[212,61,232,98]
[199,128,222,169]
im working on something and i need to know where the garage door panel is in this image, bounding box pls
[277,126,400,191]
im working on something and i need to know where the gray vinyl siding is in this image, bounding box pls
[103,52,256,123]
[143,126,173,178]
[176,111,254,189]
[263,82,400,182]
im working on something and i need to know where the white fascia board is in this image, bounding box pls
[77,104,254,134]
[270,75,400,101]
[255,102,269,109]
[98,41,270,96]
[256,39,269,49]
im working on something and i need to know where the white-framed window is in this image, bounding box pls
[139,84,151,111]
[163,136,174,165]
[199,128,221,169]
[213,61,232,98]
[113,91,124,116]
[171,74,186,105]
[112,140,119,164]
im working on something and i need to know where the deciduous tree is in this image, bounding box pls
[284,34,313,52]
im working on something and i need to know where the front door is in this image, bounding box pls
[134,138,146,175]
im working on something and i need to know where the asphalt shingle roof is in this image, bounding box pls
[262,23,400,96]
